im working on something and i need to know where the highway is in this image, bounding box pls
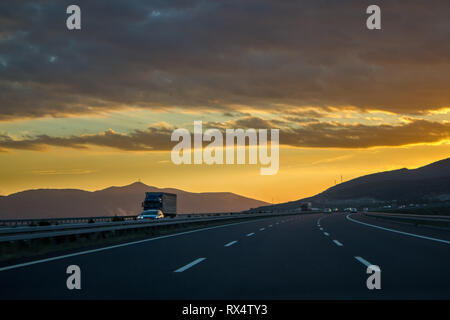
[0,212,449,299]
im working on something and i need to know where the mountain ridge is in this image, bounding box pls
[252,157,450,211]
[0,182,269,219]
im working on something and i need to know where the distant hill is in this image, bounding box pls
[0,182,269,219]
[254,157,450,211]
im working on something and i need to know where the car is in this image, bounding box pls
[137,209,164,220]
[350,208,358,213]
[324,208,332,213]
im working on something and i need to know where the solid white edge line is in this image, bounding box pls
[174,257,206,272]
[346,214,450,245]
[0,217,273,272]
[224,240,237,247]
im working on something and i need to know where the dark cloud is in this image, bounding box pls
[281,119,450,148]
[282,116,320,124]
[0,0,449,120]
[1,118,448,151]
[223,112,251,118]
[283,109,328,119]
[0,125,174,152]
[232,117,287,129]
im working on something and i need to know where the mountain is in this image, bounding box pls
[0,182,269,219]
[253,157,450,211]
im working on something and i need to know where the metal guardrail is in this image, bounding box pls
[0,216,137,226]
[0,214,247,239]
[365,212,450,229]
[0,211,247,227]
[0,216,193,237]
[0,211,308,243]
[365,212,450,222]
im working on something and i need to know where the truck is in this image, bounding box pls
[141,192,177,218]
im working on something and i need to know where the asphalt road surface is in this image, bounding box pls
[0,212,449,299]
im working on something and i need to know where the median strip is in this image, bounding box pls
[0,212,307,264]
[0,218,282,272]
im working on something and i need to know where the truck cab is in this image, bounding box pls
[141,192,177,218]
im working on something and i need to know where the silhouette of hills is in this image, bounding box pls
[254,157,450,210]
[0,182,269,219]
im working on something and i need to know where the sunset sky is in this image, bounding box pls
[0,0,449,203]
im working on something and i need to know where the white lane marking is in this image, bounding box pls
[324,232,330,236]
[320,227,323,231]
[0,218,273,272]
[317,215,325,226]
[268,225,273,228]
[259,228,265,231]
[246,232,255,237]
[354,256,372,268]
[346,214,450,245]
[174,258,206,272]
[276,222,279,225]
[224,240,237,247]
[333,240,343,246]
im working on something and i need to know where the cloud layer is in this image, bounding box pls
[1,0,450,120]
[1,118,448,152]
